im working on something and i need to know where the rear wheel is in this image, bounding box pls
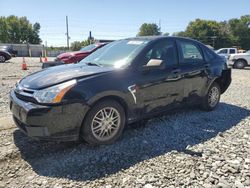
[0,55,6,63]
[81,100,125,145]
[202,82,221,111]
[234,60,246,69]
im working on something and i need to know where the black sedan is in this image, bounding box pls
[10,36,231,145]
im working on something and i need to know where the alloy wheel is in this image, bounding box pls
[208,86,219,107]
[91,107,121,141]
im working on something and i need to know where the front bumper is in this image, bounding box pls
[9,90,89,141]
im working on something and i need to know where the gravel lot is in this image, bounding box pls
[0,58,250,188]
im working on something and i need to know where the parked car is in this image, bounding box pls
[0,46,12,63]
[216,48,238,59]
[55,43,107,64]
[42,43,107,69]
[0,45,18,56]
[228,50,250,69]
[10,36,231,145]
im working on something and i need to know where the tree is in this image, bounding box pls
[0,15,42,44]
[163,32,170,36]
[172,31,187,37]
[173,19,234,49]
[70,40,91,51]
[171,15,250,49]
[229,15,250,49]
[137,23,161,36]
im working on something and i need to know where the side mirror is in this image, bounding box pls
[142,59,166,71]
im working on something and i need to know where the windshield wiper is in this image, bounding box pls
[85,62,101,67]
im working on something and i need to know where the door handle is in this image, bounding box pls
[171,68,181,74]
[204,63,210,68]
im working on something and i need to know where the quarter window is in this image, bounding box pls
[203,47,216,62]
[178,41,204,63]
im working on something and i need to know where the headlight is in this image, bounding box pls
[33,80,77,104]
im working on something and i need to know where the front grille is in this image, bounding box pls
[15,91,37,103]
[14,85,38,103]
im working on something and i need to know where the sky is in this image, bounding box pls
[1,0,250,47]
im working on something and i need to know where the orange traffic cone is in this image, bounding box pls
[22,57,27,70]
[44,57,48,62]
[40,56,43,63]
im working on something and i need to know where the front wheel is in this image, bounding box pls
[0,55,6,63]
[81,100,125,145]
[202,82,221,111]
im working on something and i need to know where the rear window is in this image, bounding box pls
[229,49,236,54]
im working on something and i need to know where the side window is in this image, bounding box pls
[143,40,177,66]
[177,40,204,64]
[229,49,236,54]
[218,49,228,54]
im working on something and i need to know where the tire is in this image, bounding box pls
[234,59,246,69]
[0,55,6,63]
[81,100,126,145]
[202,82,221,111]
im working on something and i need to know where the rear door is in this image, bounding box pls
[176,39,209,102]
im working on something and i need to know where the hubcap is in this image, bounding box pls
[208,87,219,107]
[91,107,121,141]
[0,55,5,62]
[237,61,244,68]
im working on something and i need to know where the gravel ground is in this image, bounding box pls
[0,58,250,188]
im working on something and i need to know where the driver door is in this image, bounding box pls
[136,38,184,115]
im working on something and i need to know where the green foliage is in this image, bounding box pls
[228,15,250,49]
[70,40,91,51]
[137,23,161,36]
[173,15,250,49]
[0,15,42,44]
[163,32,170,36]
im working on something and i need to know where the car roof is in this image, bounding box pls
[124,36,200,43]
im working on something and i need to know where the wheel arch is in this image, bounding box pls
[0,51,11,59]
[207,69,231,94]
[78,94,129,141]
[234,58,247,67]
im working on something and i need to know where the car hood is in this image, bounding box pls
[19,64,114,89]
[57,51,89,59]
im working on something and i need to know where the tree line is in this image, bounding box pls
[0,15,41,44]
[1,15,249,50]
[137,15,250,50]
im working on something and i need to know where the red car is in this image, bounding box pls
[55,43,107,64]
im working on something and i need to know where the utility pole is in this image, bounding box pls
[88,31,92,44]
[159,19,161,35]
[211,30,217,49]
[66,16,70,50]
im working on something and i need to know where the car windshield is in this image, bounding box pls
[80,39,149,68]
[80,44,98,52]
[246,50,250,54]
